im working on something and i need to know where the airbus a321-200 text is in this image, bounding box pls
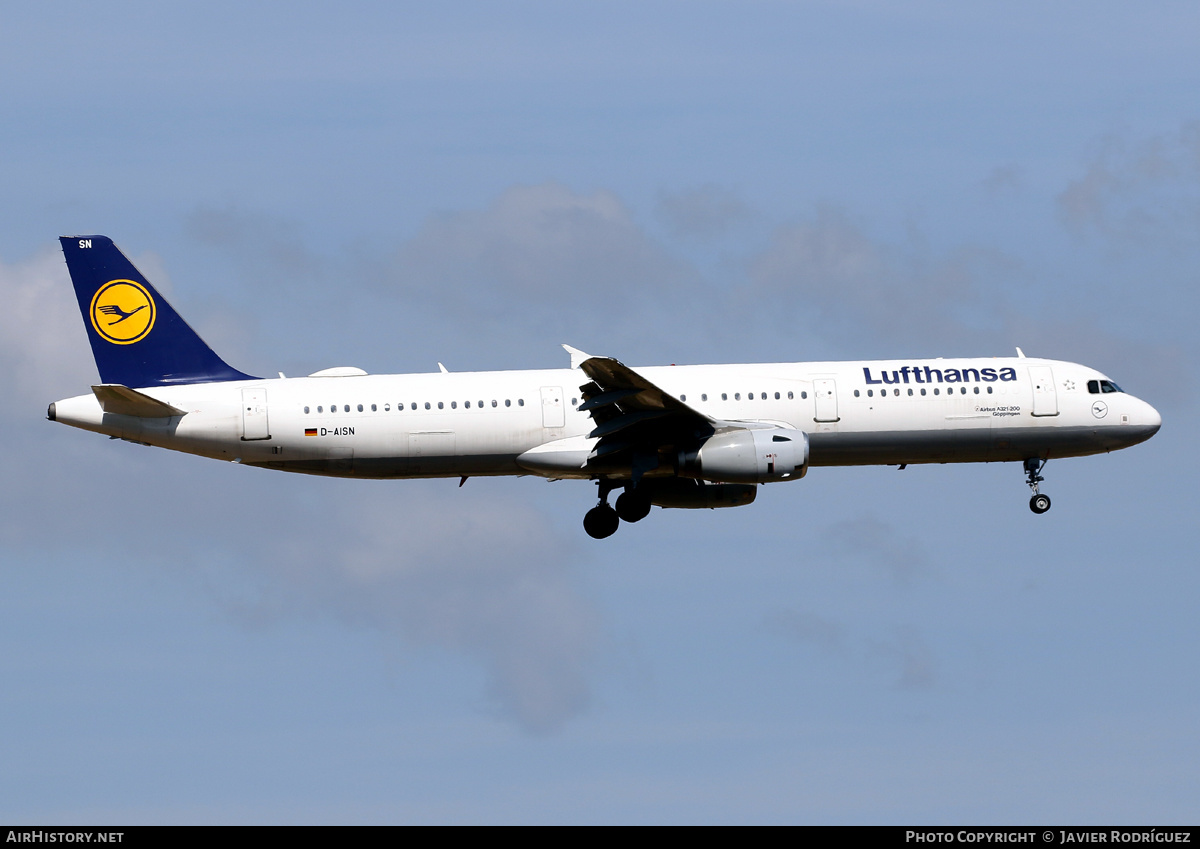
[48,236,1162,538]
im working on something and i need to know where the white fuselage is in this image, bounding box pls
[50,356,1161,480]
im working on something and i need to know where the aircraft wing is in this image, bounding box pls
[575,354,716,482]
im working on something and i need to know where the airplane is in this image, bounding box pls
[48,236,1162,539]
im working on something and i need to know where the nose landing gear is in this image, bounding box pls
[1024,458,1051,514]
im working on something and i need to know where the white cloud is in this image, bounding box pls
[820,514,934,586]
[868,625,937,690]
[0,246,95,403]
[203,485,600,734]
[1057,123,1200,245]
[389,182,696,315]
[981,165,1023,195]
[766,609,846,654]
[655,184,752,241]
[745,206,1010,355]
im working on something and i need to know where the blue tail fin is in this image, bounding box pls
[60,236,257,387]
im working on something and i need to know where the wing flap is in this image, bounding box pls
[578,387,641,412]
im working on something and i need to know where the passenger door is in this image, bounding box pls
[1029,366,1059,417]
[814,379,839,423]
[241,388,270,440]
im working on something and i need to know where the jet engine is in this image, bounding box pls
[679,426,809,484]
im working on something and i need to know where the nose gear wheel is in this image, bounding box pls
[1023,458,1051,514]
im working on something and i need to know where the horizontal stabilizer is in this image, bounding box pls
[91,384,185,418]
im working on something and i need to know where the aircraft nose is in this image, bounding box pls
[1144,401,1162,435]
[1126,397,1162,446]
[1107,396,1162,450]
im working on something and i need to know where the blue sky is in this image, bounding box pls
[1,1,1198,823]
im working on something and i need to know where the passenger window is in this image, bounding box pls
[721,393,727,401]
[934,388,940,395]
[680,394,686,402]
[385,404,391,411]
[894,389,900,396]
[854,390,861,397]
[451,401,457,409]
[571,398,577,406]
[411,403,417,410]
[465,401,471,408]
[505,399,511,407]
[986,386,993,394]
[774,392,780,400]
[478,401,484,408]
[735,393,741,400]
[492,400,497,407]
[973,387,979,394]
[425,402,431,410]
[702,394,708,401]
[303,406,310,414]
[761,392,767,400]
[960,387,966,395]
[438,402,444,409]
[317,406,323,413]
[908,388,913,396]
[371,404,377,411]
[344,405,350,412]
[357,404,364,412]
[867,390,873,397]
[920,388,926,396]
[518,399,524,406]
[799,391,805,399]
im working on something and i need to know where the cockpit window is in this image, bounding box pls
[1089,379,1123,394]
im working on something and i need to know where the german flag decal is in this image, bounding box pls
[304,428,318,436]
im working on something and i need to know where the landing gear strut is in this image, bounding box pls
[583,480,620,539]
[1024,458,1051,514]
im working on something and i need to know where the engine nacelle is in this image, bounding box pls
[639,478,757,509]
[681,426,809,484]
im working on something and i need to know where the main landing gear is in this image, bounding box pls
[1024,457,1051,514]
[583,481,652,539]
